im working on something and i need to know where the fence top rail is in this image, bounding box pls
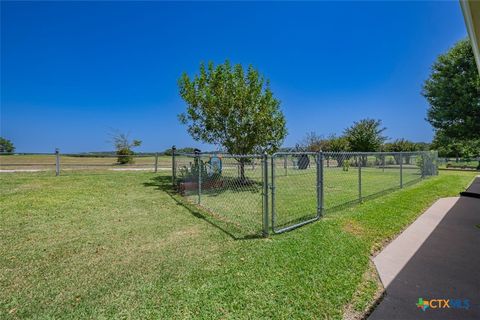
[174,151,435,158]
[322,151,431,156]
[0,152,56,156]
[273,151,318,156]
[61,153,160,158]
[175,152,264,159]
[272,151,433,156]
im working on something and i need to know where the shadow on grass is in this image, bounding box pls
[180,176,262,198]
[143,175,264,241]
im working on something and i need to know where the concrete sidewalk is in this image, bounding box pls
[372,197,460,289]
[369,178,480,319]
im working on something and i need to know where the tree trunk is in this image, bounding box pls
[394,155,402,165]
[239,161,246,181]
[336,156,344,167]
[361,155,368,167]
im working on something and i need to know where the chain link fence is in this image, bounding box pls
[173,152,267,237]
[271,152,320,233]
[1,148,437,236]
[173,149,438,236]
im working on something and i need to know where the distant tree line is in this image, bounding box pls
[163,147,196,156]
[297,119,432,166]
[299,119,430,154]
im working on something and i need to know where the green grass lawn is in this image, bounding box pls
[0,170,476,319]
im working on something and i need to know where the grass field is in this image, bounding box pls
[1,170,476,319]
[0,154,172,171]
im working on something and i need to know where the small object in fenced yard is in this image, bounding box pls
[206,155,222,176]
[177,155,225,195]
[343,160,350,172]
[297,154,310,169]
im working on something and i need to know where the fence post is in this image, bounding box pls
[317,151,324,216]
[55,148,60,176]
[196,150,201,205]
[262,152,269,237]
[400,153,403,188]
[284,154,288,176]
[154,152,159,173]
[421,152,426,179]
[358,155,362,202]
[171,145,176,188]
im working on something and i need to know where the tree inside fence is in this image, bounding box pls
[178,60,287,182]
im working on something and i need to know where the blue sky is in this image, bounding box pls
[1,1,467,153]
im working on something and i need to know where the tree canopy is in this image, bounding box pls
[423,39,480,141]
[0,137,15,153]
[300,132,328,152]
[343,119,387,152]
[431,130,480,159]
[383,139,417,153]
[178,61,287,155]
[327,135,350,152]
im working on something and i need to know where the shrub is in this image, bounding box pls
[111,131,142,165]
[116,147,134,165]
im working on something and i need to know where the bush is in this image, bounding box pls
[178,160,211,188]
[111,131,142,165]
[116,147,134,164]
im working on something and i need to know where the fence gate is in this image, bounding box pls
[271,152,323,233]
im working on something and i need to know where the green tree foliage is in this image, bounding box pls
[178,60,287,179]
[384,139,416,152]
[325,135,349,152]
[111,132,142,165]
[384,138,417,164]
[431,131,480,159]
[325,134,350,167]
[414,142,431,151]
[164,147,196,156]
[423,39,480,141]
[300,132,328,152]
[297,132,351,167]
[344,119,387,152]
[0,137,15,153]
[344,119,386,166]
